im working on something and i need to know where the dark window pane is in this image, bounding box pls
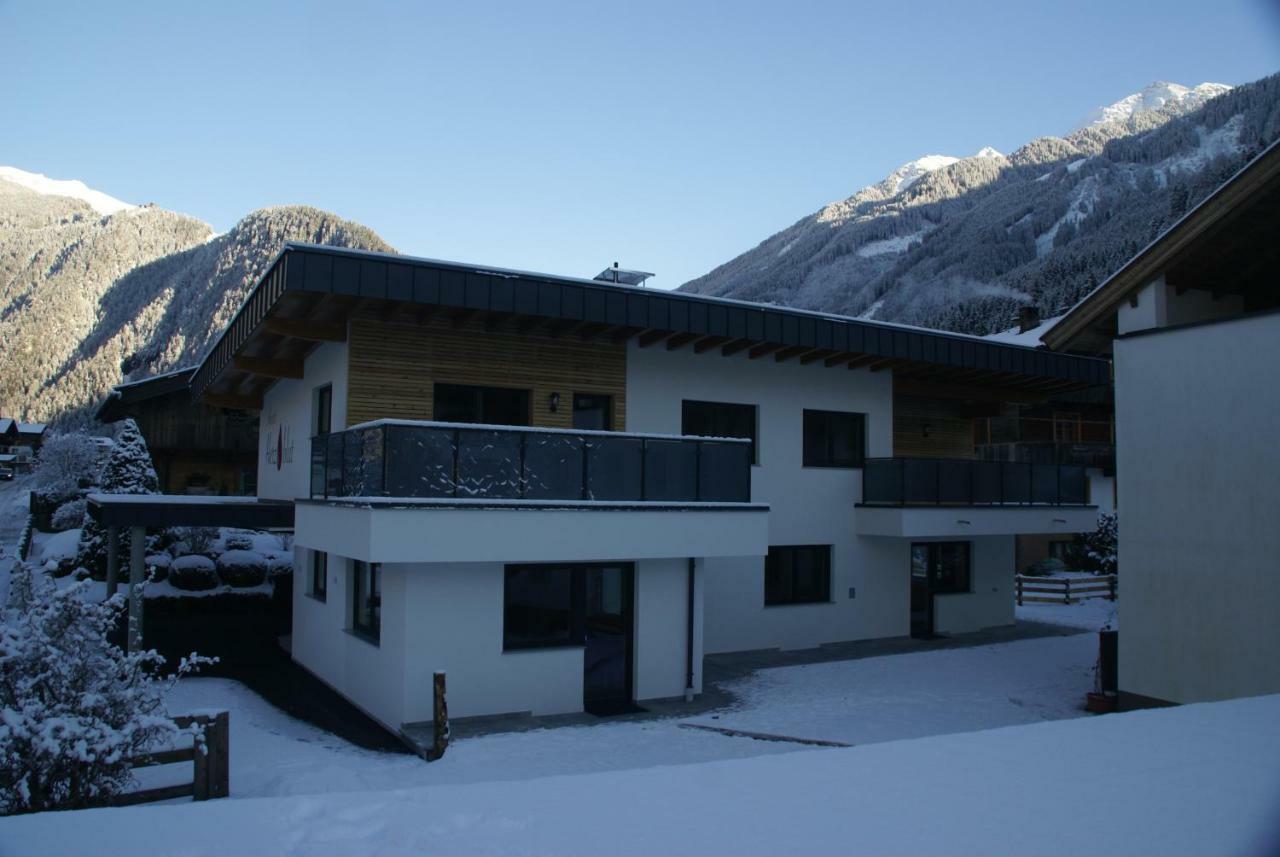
[352,561,380,642]
[504,566,576,649]
[314,385,332,437]
[682,400,757,464]
[803,410,866,468]
[435,383,530,426]
[764,545,831,606]
[311,551,327,601]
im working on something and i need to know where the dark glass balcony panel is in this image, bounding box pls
[325,432,346,497]
[862,459,903,504]
[971,461,1003,504]
[902,459,939,504]
[1001,462,1031,504]
[310,438,327,497]
[1031,464,1060,504]
[523,433,585,500]
[937,459,973,504]
[586,436,644,501]
[697,441,751,502]
[385,425,455,498]
[1058,464,1087,505]
[643,439,697,501]
[456,429,522,498]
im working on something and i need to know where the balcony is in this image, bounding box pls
[976,442,1115,473]
[299,420,767,564]
[311,419,752,503]
[856,457,1099,538]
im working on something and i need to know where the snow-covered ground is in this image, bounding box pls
[7,693,1279,857]
[132,627,1102,803]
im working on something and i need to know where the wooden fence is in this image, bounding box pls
[112,712,229,806]
[1016,574,1116,605]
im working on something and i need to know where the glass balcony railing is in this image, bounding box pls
[861,457,1090,506]
[310,420,752,504]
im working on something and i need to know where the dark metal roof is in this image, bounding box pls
[86,494,294,528]
[191,243,1111,403]
[95,367,197,423]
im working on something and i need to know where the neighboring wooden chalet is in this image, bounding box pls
[0,417,46,471]
[96,368,259,495]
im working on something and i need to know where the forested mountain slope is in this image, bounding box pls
[680,76,1279,334]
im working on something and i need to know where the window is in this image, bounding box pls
[313,384,333,437]
[682,400,758,464]
[911,542,971,594]
[803,409,866,468]
[434,383,531,426]
[764,545,831,606]
[504,565,579,650]
[502,563,634,651]
[310,551,327,602]
[351,561,381,642]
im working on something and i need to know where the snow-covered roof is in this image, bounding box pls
[346,418,751,444]
[983,315,1064,347]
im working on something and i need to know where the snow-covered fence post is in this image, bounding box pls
[1063,577,1072,604]
[425,671,449,762]
[189,712,230,801]
[1015,576,1023,606]
[1108,575,1117,601]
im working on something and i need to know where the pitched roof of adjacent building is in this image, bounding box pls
[1043,139,1280,354]
[95,367,197,423]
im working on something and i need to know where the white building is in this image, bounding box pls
[190,244,1106,734]
[1043,140,1280,708]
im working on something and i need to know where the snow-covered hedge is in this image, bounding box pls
[0,562,212,814]
[266,554,294,580]
[169,555,218,591]
[223,533,254,552]
[215,550,267,588]
[50,499,87,533]
[34,433,100,501]
[145,553,172,583]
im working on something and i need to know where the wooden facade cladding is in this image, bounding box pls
[345,312,626,430]
[892,395,978,460]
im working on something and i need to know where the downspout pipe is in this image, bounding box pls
[685,557,696,702]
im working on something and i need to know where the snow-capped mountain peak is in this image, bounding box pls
[1074,81,1232,131]
[883,147,1003,195]
[0,166,135,216]
[972,146,1004,160]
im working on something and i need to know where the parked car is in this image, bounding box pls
[0,465,14,481]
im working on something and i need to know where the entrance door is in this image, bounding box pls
[572,393,612,431]
[583,564,634,713]
[910,542,972,638]
[910,544,934,638]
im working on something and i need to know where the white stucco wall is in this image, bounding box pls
[626,341,907,653]
[930,536,1015,634]
[294,553,703,724]
[258,341,348,502]
[291,549,407,731]
[1114,312,1280,704]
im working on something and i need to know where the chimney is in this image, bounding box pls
[1018,305,1041,333]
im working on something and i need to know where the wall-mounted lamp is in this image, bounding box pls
[548,392,561,413]
[922,423,932,438]
[956,519,971,526]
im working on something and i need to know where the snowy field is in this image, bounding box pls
[6,694,1279,857]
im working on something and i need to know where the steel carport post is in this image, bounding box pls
[127,524,145,653]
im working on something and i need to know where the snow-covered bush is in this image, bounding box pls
[266,553,294,580]
[1068,513,1118,575]
[145,553,172,583]
[223,532,254,552]
[170,526,217,558]
[216,550,267,588]
[169,555,218,591]
[75,419,159,579]
[0,561,212,815]
[1025,556,1067,577]
[34,433,100,501]
[50,499,87,533]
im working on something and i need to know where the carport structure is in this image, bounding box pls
[85,494,294,652]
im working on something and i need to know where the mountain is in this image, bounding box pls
[1073,81,1233,131]
[680,75,1280,335]
[0,176,393,425]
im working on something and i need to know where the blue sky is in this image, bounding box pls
[2,0,1277,289]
